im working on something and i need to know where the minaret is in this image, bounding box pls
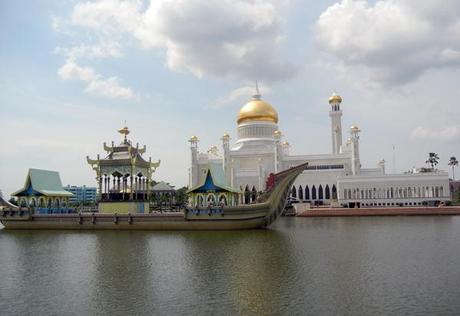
[329,92,343,154]
[273,130,282,173]
[189,136,199,187]
[350,125,361,175]
[222,133,231,183]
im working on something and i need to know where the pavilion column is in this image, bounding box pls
[146,178,150,201]
[143,178,147,200]
[98,176,102,200]
[112,176,116,200]
[135,176,138,200]
[122,177,126,201]
[103,176,107,200]
[130,175,134,200]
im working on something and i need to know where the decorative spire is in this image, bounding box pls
[252,80,261,100]
[118,120,130,143]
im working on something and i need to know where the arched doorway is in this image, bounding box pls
[219,195,228,205]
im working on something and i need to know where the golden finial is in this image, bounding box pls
[118,121,130,142]
[329,91,342,104]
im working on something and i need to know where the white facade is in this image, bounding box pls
[189,90,450,207]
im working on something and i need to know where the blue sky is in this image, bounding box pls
[1,0,459,197]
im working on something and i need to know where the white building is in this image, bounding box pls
[189,87,450,207]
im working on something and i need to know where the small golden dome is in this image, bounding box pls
[350,124,360,132]
[329,92,342,104]
[237,97,278,125]
[274,130,281,136]
[189,135,199,142]
[222,132,230,139]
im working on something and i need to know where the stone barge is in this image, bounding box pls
[296,206,460,217]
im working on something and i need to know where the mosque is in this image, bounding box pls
[188,86,450,208]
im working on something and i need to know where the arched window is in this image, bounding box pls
[312,185,317,200]
[298,185,303,200]
[197,195,204,207]
[305,186,310,200]
[319,185,324,200]
[291,186,297,198]
[325,185,331,199]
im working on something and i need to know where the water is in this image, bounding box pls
[1,217,460,315]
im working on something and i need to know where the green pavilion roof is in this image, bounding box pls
[187,164,240,194]
[11,168,74,197]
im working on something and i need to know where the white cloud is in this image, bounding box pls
[411,125,460,143]
[62,0,295,81]
[315,0,460,85]
[54,42,122,60]
[85,76,133,99]
[58,60,133,99]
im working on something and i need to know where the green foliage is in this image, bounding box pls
[175,186,188,206]
[448,156,459,180]
[425,152,440,169]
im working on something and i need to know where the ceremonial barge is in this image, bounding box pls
[0,162,308,230]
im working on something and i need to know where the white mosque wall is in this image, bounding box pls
[189,91,451,207]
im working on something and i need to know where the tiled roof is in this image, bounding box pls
[11,168,74,197]
[187,163,240,194]
[152,181,175,191]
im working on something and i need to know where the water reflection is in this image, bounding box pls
[1,217,460,315]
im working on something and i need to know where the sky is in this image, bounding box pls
[1,0,459,198]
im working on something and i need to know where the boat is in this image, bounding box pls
[0,162,308,230]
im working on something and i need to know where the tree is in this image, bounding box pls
[448,156,459,180]
[175,186,188,207]
[426,152,440,169]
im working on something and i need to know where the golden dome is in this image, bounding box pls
[350,124,360,132]
[329,92,342,104]
[189,135,199,142]
[237,98,278,125]
[274,130,282,136]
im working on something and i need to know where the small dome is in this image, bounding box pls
[329,92,342,104]
[189,135,199,142]
[237,97,278,125]
[350,124,360,132]
[274,130,282,136]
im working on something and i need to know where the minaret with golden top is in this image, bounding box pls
[329,91,343,154]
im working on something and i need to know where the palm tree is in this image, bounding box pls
[426,152,440,169]
[448,156,459,180]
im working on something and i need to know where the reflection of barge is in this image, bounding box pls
[0,162,308,230]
